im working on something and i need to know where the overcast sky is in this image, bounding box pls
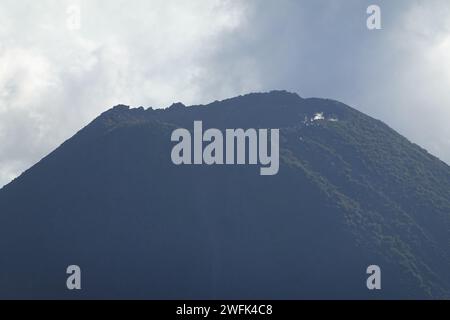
[1,0,450,187]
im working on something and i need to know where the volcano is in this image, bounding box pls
[1,90,449,299]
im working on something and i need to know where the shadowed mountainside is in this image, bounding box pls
[0,90,449,299]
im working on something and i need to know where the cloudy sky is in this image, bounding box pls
[1,0,450,187]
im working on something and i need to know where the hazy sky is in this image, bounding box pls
[1,0,450,187]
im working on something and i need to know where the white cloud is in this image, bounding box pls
[0,0,256,187]
[1,0,450,188]
[362,1,450,162]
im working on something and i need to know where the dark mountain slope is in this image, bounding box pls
[0,90,449,299]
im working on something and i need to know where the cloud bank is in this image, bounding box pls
[1,0,450,187]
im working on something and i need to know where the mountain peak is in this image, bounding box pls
[168,102,186,109]
[211,90,303,106]
[111,104,130,111]
[1,90,450,299]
